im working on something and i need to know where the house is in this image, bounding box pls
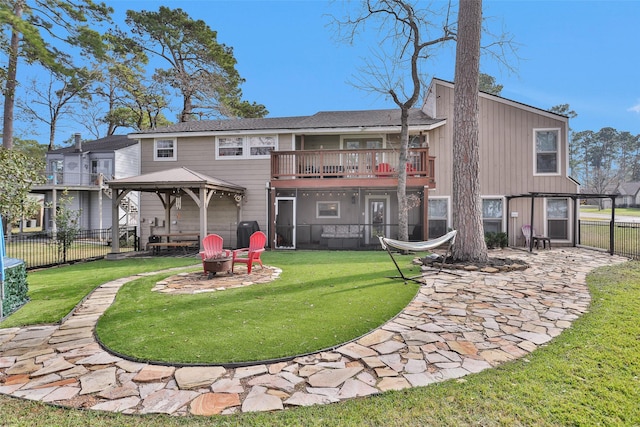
[116,78,578,252]
[32,134,140,232]
[607,182,640,208]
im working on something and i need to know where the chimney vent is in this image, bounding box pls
[74,133,82,152]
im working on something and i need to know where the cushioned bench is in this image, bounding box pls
[321,225,364,249]
[147,241,198,254]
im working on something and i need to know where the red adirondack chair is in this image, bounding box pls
[199,234,231,274]
[232,231,266,274]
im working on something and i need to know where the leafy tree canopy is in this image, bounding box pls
[478,73,503,95]
[0,147,45,225]
[122,6,267,121]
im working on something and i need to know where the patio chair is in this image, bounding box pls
[522,225,551,250]
[232,231,266,274]
[199,234,231,274]
[521,225,532,248]
[375,162,393,177]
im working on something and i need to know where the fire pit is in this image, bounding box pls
[203,257,232,278]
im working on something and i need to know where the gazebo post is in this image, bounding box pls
[199,186,207,251]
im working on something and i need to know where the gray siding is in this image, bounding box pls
[139,134,288,247]
[114,144,140,178]
[427,81,578,242]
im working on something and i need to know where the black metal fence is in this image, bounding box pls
[578,220,640,260]
[4,227,138,270]
[278,223,423,250]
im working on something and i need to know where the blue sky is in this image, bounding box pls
[16,0,640,143]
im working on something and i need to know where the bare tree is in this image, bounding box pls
[335,0,455,241]
[451,0,487,262]
[18,68,97,151]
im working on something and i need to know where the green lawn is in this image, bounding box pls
[0,257,199,328]
[96,251,418,364]
[1,259,638,426]
[580,205,640,217]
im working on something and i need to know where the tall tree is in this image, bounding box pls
[451,0,487,262]
[90,32,170,134]
[122,6,266,122]
[0,0,112,149]
[335,0,455,241]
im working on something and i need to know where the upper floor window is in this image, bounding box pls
[534,129,560,174]
[216,135,276,159]
[154,138,177,161]
[342,137,383,149]
[49,160,63,184]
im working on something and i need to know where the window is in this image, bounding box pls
[218,137,244,157]
[49,160,63,184]
[343,137,383,149]
[428,198,448,238]
[154,139,176,161]
[547,198,569,239]
[482,198,504,233]
[534,129,560,174]
[249,136,276,156]
[317,201,340,218]
[216,135,277,159]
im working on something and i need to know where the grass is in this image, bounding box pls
[0,259,638,425]
[580,205,640,217]
[0,257,199,328]
[96,251,418,364]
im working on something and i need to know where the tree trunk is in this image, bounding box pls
[2,1,23,150]
[397,107,410,242]
[451,0,488,262]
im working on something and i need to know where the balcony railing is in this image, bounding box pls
[32,171,108,188]
[271,148,435,184]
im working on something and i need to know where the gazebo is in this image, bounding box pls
[107,167,245,253]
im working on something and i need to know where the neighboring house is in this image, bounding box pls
[600,181,640,208]
[120,78,578,251]
[606,182,640,208]
[32,134,140,232]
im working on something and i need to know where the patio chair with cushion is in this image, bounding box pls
[199,234,231,275]
[232,231,266,274]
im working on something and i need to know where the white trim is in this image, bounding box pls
[481,195,506,232]
[316,201,341,219]
[365,194,390,244]
[433,79,570,124]
[427,196,451,224]
[543,197,572,243]
[153,138,177,161]
[533,128,561,176]
[215,134,277,160]
[130,122,446,140]
[275,196,296,249]
[339,134,386,149]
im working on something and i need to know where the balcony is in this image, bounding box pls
[270,148,435,189]
[31,171,107,190]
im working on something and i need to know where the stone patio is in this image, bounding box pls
[0,248,628,416]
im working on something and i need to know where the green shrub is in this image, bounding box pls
[485,231,508,249]
[1,261,29,318]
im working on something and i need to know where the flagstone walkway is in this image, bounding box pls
[0,248,628,416]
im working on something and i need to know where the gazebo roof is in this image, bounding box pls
[107,167,245,194]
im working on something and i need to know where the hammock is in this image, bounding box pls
[378,230,458,283]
